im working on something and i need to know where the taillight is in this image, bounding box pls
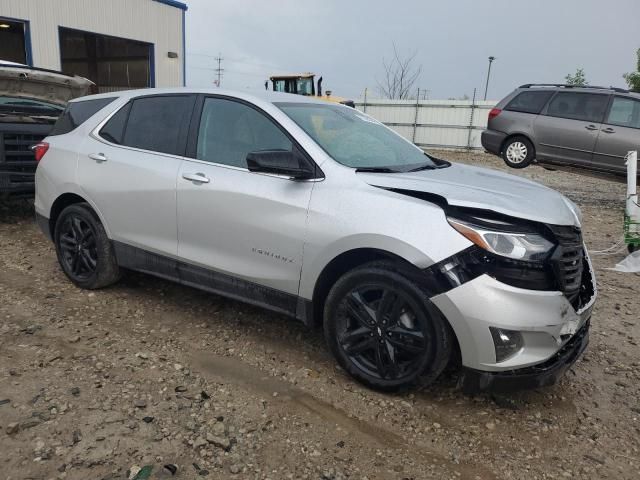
[488,108,502,121]
[32,142,49,162]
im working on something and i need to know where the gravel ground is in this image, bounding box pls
[1,151,639,480]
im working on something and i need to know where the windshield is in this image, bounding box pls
[0,96,63,115]
[276,102,436,172]
[296,78,314,95]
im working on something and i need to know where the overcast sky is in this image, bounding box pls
[184,0,640,101]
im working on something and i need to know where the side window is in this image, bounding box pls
[121,95,195,155]
[545,92,609,123]
[49,97,116,136]
[99,102,131,144]
[606,97,640,129]
[504,90,554,114]
[196,98,292,168]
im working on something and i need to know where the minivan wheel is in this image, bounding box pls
[502,136,534,169]
[54,203,120,289]
[324,261,452,391]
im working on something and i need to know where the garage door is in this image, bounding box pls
[59,27,153,93]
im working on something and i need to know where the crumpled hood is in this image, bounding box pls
[0,64,93,106]
[358,162,581,227]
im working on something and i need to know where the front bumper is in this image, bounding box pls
[430,250,596,392]
[460,320,589,393]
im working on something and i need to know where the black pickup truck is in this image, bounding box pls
[0,62,92,198]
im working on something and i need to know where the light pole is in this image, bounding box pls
[483,56,496,101]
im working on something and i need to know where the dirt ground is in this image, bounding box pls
[1,151,639,480]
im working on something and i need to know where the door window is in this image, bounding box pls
[606,96,640,129]
[119,95,195,155]
[195,98,292,168]
[505,90,554,114]
[546,92,609,123]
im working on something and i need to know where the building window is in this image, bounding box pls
[0,18,28,64]
[59,27,153,93]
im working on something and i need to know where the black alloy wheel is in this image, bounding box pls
[337,285,430,381]
[54,203,121,289]
[58,214,98,281]
[324,261,452,391]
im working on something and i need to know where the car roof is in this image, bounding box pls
[517,84,640,98]
[68,87,336,106]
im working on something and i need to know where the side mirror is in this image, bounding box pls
[246,150,315,180]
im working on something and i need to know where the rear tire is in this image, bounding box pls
[54,203,120,289]
[323,261,452,391]
[629,244,638,254]
[502,136,535,169]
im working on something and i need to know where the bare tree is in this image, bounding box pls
[377,43,422,100]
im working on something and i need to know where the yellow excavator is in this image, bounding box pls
[265,73,355,107]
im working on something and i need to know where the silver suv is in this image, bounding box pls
[482,84,640,174]
[35,88,596,393]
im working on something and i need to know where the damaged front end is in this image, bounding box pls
[420,206,596,393]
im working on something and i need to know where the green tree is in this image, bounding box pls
[565,68,588,86]
[623,48,640,92]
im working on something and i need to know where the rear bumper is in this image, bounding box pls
[35,212,52,242]
[480,130,507,156]
[460,320,590,394]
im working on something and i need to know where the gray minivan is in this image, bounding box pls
[482,84,640,175]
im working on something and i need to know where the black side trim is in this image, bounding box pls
[460,320,590,394]
[113,241,300,319]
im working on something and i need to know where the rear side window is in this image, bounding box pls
[99,103,131,144]
[545,92,609,123]
[505,91,554,114]
[606,96,640,129]
[49,97,116,135]
[120,95,195,155]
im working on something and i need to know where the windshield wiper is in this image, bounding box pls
[355,167,399,173]
[408,164,437,172]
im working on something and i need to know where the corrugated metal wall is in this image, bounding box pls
[0,0,184,87]
[355,99,497,150]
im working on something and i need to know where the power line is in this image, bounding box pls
[214,53,224,87]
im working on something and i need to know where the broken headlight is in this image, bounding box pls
[447,217,555,262]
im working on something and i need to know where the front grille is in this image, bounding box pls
[0,132,45,192]
[548,225,585,308]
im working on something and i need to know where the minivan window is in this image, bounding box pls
[505,91,554,114]
[99,102,131,144]
[122,95,195,156]
[49,97,115,135]
[278,102,437,171]
[196,97,292,168]
[606,96,640,129]
[545,92,609,123]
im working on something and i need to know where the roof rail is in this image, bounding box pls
[519,83,630,93]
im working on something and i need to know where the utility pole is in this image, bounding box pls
[483,56,495,101]
[214,53,224,87]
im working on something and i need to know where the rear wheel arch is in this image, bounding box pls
[49,193,109,239]
[500,133,535,156]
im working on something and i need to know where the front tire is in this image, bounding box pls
[502,136,534,169]
[324,261,452,391]
[54,203,120,289]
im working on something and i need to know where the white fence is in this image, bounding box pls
[355,99,497,150]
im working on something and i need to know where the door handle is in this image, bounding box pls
[584,125,598,131]
[602,127,615,134]
[182,172,210,184]
[89,153,108,163]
